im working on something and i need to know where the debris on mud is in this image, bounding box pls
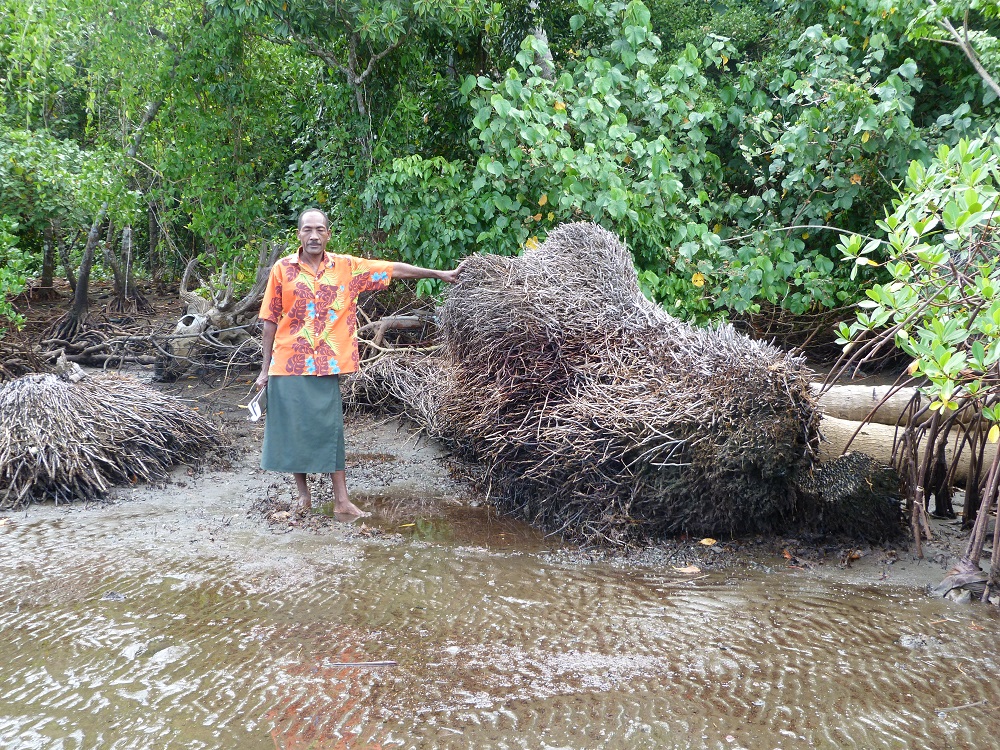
[346,222,902,545]
[0,370,219,509]
[248,482,388,538]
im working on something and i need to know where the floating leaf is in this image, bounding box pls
[398,523,415,528]
[700,537,717,546]
[673,565,701,574]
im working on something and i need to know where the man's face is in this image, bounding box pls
[298,211,330,260]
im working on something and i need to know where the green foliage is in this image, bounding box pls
[664,0,773,57]
[906,0,1000,103]
[0,129,101,234]
[714,24,927,312]
[0,0,87,133]
[371,0,731,314]
[836,132,1000,412]
[4,0,1000,328]
[0,217,27,331]
[369,1,932,317]
[785,0,1000,117]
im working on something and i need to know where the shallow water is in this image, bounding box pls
[2,489,999,749]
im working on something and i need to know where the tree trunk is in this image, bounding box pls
[101,220,125,295]
[40,223,56,296]
[528,2,554,80]
[54,213,105,340]
[529,27,555,80]
[815,384,932,425]
[57,228,77,294]
[102,225,151,313]
[818,415,997,485]
[148,201,162,288]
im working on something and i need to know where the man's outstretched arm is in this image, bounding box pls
[391,260,466,284]
[255,319,277,390]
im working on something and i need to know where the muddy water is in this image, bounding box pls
[2,476,1000,748]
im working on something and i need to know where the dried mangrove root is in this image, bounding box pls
[0,372,218,509]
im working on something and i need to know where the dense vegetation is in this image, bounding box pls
[2,0,998,341]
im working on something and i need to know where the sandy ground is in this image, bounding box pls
[77,373,992,599]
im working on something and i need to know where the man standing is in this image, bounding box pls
[254,208,462,516]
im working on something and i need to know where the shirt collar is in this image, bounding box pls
[293,249,333,272]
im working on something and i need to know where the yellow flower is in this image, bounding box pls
[525,237,539,250]
[850,174,862,185]
[691,272,705,288]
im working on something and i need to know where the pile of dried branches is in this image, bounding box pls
[348,223,899,544]
[0,372,218,509]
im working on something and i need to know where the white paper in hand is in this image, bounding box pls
[246,388,267,422]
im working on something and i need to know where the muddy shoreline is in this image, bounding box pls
[3,371,987,597]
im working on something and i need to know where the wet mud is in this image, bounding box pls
[1,382,999,749]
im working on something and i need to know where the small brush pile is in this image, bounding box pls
[0,372,218,509]
[348,222,899,544]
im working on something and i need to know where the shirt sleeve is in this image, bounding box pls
[350,256,394,293]
[258,263,284,323]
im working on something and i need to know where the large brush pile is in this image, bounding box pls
[0,372,218,510]
[348,222,899,543]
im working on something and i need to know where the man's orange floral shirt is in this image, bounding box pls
[259,251,393,376]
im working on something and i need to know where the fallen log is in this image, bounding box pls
[818,415,996,484]
[815,384,928,426]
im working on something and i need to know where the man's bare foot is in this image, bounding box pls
[332,499,369,518]
[293,495,312,514]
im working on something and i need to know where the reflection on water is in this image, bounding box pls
[320,492,556,551]
[1,505,999,750]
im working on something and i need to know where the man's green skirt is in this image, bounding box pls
[261,374,345,473]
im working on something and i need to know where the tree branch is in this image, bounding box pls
[926,0,1000,100]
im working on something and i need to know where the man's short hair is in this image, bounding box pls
[297,208,330,230]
